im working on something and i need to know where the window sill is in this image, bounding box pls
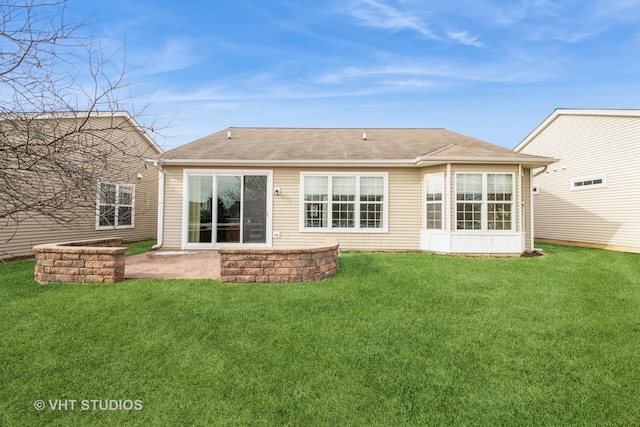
[95,225,135,230]
[301,228,388,234]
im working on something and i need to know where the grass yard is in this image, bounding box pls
[1,244,639,426]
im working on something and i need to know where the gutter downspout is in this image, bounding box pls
[530,165,548,252]
[149,160,164,251]
[533,165,548,177]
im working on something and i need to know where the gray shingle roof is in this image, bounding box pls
[160,127,554,166]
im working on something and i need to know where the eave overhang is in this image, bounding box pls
[153,155,557,169]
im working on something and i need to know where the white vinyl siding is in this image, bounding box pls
[162,165,531,254]
[517,112,640,253]
[160,166,185,250]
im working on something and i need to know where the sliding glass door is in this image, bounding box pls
[216,176,242,243]
[242,175,267,244]
[187,176,213,244]
[187,172,269,246]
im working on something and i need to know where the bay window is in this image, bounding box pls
[487,173,513,230]
[456,173,513,231]
[425,173,444,230]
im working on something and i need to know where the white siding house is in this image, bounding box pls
[514,109,640,254]
[156,128,554,255]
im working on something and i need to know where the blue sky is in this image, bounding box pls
[66,0,640,150]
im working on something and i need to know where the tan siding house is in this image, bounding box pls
[0,112,163,260]
[514,109,640,253]
[156,128,554,255]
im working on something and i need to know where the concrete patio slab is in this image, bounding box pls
[125,251,220,280]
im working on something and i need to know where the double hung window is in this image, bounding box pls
[425,173,444,230]
[96,181,134,228]
[302,173,387,231]
[456,173,514,231]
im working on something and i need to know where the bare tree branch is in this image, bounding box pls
[0,0,165,250]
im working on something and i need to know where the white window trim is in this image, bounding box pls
[454,172,515,233]
[181,169,273,249]
[424,172,444,231]
[570,174,607,191]
[95,180,135,230]
[299,172,389,233]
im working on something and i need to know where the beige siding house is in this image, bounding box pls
[0,112,163,260]
[156,128,554,255]
[514,109,640,253]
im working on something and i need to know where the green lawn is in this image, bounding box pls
[1,244,639,426]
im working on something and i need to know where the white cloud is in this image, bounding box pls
[482,0,640,43]
[340,0,439,39]
[447,31,483,47]
[141,37,203,74]
[310,59,555,86]
[340,0,489,47]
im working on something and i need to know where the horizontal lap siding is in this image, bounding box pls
[273,168,421,250]
[161,166,185,249]
[1,123,159,260]
[521,115,640,250]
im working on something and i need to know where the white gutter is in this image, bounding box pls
[533,165,549,177]
[156,155,556,169]
[156,158,412,167]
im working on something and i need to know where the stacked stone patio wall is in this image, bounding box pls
[219,242,339,283]
[33,238,126,284]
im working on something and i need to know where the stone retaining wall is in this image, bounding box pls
[219,242,339,283]
[33,238,127,284]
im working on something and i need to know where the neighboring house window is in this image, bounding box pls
[456,173,513,231]
[302,173,387,231]
[96,181,134,228]
[425,173,444,230]
[571,174,607,191]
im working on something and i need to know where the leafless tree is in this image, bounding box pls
[0,1,163,247]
